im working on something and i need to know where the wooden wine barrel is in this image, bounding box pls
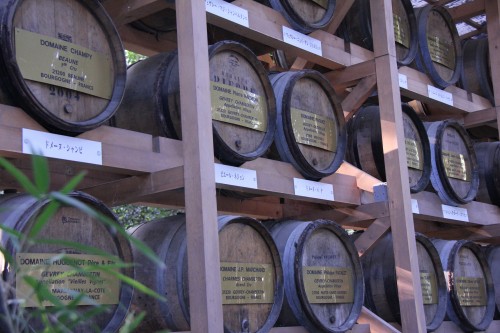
[425,120,479,206]
[131,215,284,333]
[414,5,462,88]
[432,239,495,332]
[0,0,126,135]
[268,219,364,333]
[269,70,345,180]
[474,142,500,206]
[0,192,133,333]
[113,40,276,166]
[339,0,417,66]
[484,245,500,319]
[346,102,431,193]
[460,37,494,105]
[361,232,447,332]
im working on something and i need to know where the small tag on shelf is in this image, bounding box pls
[411,199,420,214]
[282,26,322,56]
[22,128,102,165]
[441,204,469,222]
[293,178,334,201]
[205,0,249,27]
[399,73,408,89]
[428,85,453,106]
[214,164,258,189]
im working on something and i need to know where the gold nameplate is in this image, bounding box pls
[394,14,410,48]
[291,108,337,152]
[302,266,354,304]
[427,35,456,69]
[220,262,274,305]
[456,277,487,306]
[211,82,267,131]
[420,272,438,304]
[15,28,113,99]
[16,253,120,307]
[405,138,424,170]
[442,150,470,181]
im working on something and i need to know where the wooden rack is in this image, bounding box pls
[2,0,500,332]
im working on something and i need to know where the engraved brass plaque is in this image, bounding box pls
[291,108,336,152]
[427,35,456,69]
[220,262,274,304]
[394,14,410,48]
[456,277,487,306]
[420,272,438,304]
[406,138,424,170]
[302,266,354,304]
[442,150,470,181]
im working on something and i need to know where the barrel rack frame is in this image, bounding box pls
[1,0,500,332]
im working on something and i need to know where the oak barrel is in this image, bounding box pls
[414,5,462,88]
[113,40,276,166]
[361,233,447,332]
[484,245,500,319]
[268,219,364,333]
[339,0,417,66]
[474,142,500,206]
[131,215,284,333]
[425,120,479,206]
[432,239,495,332]
[460,37,494,104]
[0,192,133,333]
[0,0,126,135]
[269,70,346,180]
[346,102,431,193]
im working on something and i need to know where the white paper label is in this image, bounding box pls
[22,128,102,165]
[428,85,453,106]
[293,178,334,201]
[205,0,249,27]
[282,26,322,56]
[411,199,420,214]
[399,73,408,89]
[441,204,469,222]
[215,164,257,189]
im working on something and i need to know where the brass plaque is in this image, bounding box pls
[393,14,410,48]
[405,138,424,170]
[456,277,487,306]
[211,82,267,131]
[15,28,113,99]
[220,262,274,305]
[290,108,337,152]
[427,35,456,69]
[309,0,328,10]
[420,272,438,304]
[442,150,470,181]
[16,253,120,307]
[302,266,354,304]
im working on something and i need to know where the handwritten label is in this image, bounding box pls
[282,26,322,56]
[294,178,334,201]
[399,73,408,89]
[205,0,249,27]
[215,164,258,189]
[220,262,274,304]
[303,266,353,304]
[428,85,453,106]
[22,128,102,165]
[442,204,469,222]
[411,199,420,214]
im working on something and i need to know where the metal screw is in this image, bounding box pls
[64,104,74,114]
[329,315,336,324]
[235,139,242,150]
[241,319,249,332]
[312,158,318,166]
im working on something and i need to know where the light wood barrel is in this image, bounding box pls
[484,245,500,319]
[268,219,364,333]
[361,233,447,332]
[425,120,479,206]
[460,37,494,104]
[113,40,276,166]
[432,239,495,332]
[0,192,133,333]
[0,0,126,135]
[269,70,346,180]
[339,0,417,66]
[474,142,500,206]
[414,5,462,88]
[131,215,284,333]
[346,103,431,193]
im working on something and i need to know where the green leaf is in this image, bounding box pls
[32,154,50,194]
[59,171,87,194]
[0,157,40,196]
[27,200,61,238]
[119,312,146,333]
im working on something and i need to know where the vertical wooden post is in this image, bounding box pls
[176,1,224,332]
[486,0,500,130]
[370,0,426,331]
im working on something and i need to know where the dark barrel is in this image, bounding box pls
[474,142,500,206]
[0,0,126,135]
[130,215,284,333]
[0,192,133,333]
[338,0,417,66]
[484,245,500,319]
[360,232,447,332]
[414,5,462,88]
[113,40,276,166]
[425,120,479,206]
[432,239,495,332]
[460,37,494,104]
[268,219,364,333]
[346,102,431,193]
[269,70,346,180]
